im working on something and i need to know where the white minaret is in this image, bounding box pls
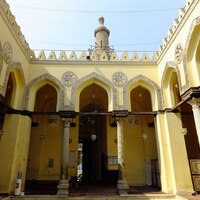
[90,17,113,59]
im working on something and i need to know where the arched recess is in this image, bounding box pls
[78,83,108,183]
[161,63,182,108]
[125,85,159,187]
[71,72,116,111]
[26,83,63,185]
[124,75,162,111]
[2,62,25,109]
[184,16,200,88]
[23,73,65,111]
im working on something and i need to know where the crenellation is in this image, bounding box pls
[90,51,98,61]
[179,8,185,20]
[151,52,157,62]
[59,51,67,60]
[159,45,163,52]
[0,1,200,195]
[131,53,139,61]
[110,52,119,61]
[173,18,179,28]
[69,51,77,61]
[141,53,149,61]
[79,51,87,61]
[167,28,173,41]
[100,52,109,61]
[186,0,193,9]
[1,0,195,64]
[157,1,196,60]
[38,51,46,60]
[121,52,129,61]
[162,37,168,48]
[0,0,34,61]
[48,51,57,60]
[33,50,157,62]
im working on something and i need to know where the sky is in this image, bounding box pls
[6,0,186,55]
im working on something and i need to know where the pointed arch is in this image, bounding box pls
[0,62,25,96]
[183,16,200,90]
[71,72,117,111]
[0,62,25,109]
[161,62,182,108]
[123,75,162,111]
[23,73,65,111]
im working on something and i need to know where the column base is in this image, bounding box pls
[57,179,69,196]
[117,179,129,195]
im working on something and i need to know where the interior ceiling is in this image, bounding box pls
[80,83,108,112]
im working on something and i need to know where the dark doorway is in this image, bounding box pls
[79,115,107,184]
[79,83,108,184]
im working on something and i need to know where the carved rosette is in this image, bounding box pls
[61,71,77,87]
[3,42,12,64]
[0,41,3,68]
[112,72,127,87]
[175,43,183,64]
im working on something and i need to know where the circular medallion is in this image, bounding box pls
[61,71,77,86]
[112,72,127,87]
[0,41,3,68]
[3,42,12,64]
[175,43,183,64]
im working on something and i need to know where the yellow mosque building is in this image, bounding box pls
[0,0,200,199]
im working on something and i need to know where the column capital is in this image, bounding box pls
[116,117,124,125]
[112,110,128,118]
[63,118,72,128]
[187,97,200,108]
[59,110,76,118]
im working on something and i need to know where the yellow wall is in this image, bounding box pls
[1,0,200,195]
[26,115,79,181]
[106,115,158,186]
[0,114,31,193]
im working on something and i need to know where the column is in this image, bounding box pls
[57,118,71,196]
[188,97,200,146]
[116,117,129,195]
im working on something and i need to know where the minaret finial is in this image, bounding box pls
[98,17,104,26]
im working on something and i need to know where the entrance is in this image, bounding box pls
[79,115,107,183]
[78,83,108,184]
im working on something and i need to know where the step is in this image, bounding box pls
[10,194,176,200]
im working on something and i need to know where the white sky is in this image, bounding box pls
[6,0,186,54]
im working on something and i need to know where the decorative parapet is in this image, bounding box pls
[157,0,197,61]
[32,50,157,63]
[0,0,35,61]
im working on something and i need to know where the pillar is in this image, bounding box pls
[57,118,71,196]
[161,112,193,193]
[116,117,129,195]
[188,97,200,145]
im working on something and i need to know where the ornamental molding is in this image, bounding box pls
[23,73,65,110]
[71,72,118,110]
[161,61,182,108]
[112,72,127,87]
[32,50,157,63]
[123,75,162,110]
[183,16,200,92]
[175,43,183,65]
[157,0,197,63]
[0,62,24,96]
[3,42,12,64]
[0,0,34,61]
[0,40,3,72]
[61,71,78,87]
